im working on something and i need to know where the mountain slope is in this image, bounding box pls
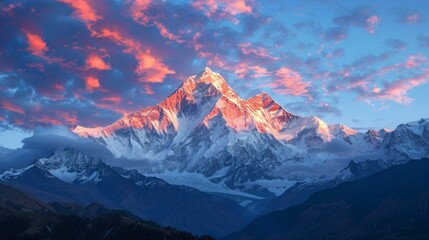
[227,158,429,240]
[380,118,429,159]
[0,183,213,240]
[262,158,393,214]
[73,67,385,196]
[0,149,253,237]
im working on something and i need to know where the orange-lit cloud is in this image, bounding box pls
[101,95,122,103]
[128,0,183,43]
[34,111,78,126]
[58,0,101,24]
[128,0,152,25]
[85,76,101,90]
[25,32,48,57]
[86,54,111,70]
[97,28,175,82]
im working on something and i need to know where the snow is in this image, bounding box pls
[71,67,392,196]
[0,165,33,180]
[145,170,263,199]
[245,179,298,196]
[47,166,78,183]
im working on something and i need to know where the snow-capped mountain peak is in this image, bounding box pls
[34,148,111,183]
[380,118,429,159]
[71,67,390,196]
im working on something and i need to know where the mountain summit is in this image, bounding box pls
[73,68,392,196]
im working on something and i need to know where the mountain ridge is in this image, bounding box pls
[71,67,425,197]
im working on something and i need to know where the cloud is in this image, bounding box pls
[285,101,342,118]
[385,38,407,51]
[269,67,312,97]
[237,42,278,60]
[418,35,429,48]
[127,0,184,43]
[324,27,348,42]
[405,13,420,24]
[0,101,25,115]
[308,138,354,154]
[0,126,114,169]
[365,70,429,104]
[86,54,111,70]
[234,63,270,79]
[405,54,427,68]
[85,76,101,90]
[1,3,22,14]
[96,28,176,82]
[25,32,48,57]
[58,0,101,25]
[192,0,252,16]
[365,15,380,34]
[332,6,380,34]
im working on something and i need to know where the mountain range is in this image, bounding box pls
[227,158,429,240]
[0,183,213,240]
[1,67,429,238]
[73,67,429,198]
[0,148,252,237]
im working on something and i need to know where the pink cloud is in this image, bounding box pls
[234,64,270,79]
[100,95,122,104]
[144,84,155,95]
[96,96,128,115]
[375,71,429,104]
[192,0,252,23]
[406,13,420,24]
[237,42,277,60]
[32,111,78,126]
[1,3,22,14]
[0,101,24,114]
[405,54,427,68]
[366,15,380,34]
[269,67,311,97]
[86,54,111,70]
[25,32,48,57]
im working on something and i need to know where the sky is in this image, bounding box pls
[0,0,428,148]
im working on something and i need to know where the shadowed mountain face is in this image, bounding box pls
[0,149,253,237]
[227,158,429,240]
[0,183,213,240]
[261,159,392,214]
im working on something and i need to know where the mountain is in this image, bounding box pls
[0,146,13,157]
[0,148,253,237]
[0,183,213,240]
[380,118,429,159]
[74,67,386,197]
[226,158,429,240]
[261,158,392,214]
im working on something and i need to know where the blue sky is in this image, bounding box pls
[0,0,428,148]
